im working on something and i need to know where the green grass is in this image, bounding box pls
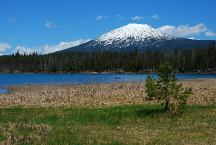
[0,105,216,145]
[0,135,7,142]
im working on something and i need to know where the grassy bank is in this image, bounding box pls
[0,105,216,145]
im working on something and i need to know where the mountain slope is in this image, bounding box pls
[60,24,214,52]
[96,24,173,43]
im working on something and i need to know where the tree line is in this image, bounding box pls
[0,42,215,73]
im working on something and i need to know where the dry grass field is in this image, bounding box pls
[0,79,216,107]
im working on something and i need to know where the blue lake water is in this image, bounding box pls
[0,73,216,94]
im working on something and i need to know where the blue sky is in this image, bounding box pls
[0,0,216,55]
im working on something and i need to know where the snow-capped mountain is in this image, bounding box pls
[97,24,174,44]
[60,23,214,52]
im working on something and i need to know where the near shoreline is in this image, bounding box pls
[0,78,215,108]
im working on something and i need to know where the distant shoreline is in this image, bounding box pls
[0,71,216,75]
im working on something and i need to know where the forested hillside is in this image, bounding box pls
[0,43,215,73]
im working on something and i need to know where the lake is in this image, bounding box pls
[0,73,216,94]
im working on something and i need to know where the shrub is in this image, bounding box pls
[145,63,192,115]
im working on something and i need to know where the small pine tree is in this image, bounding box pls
[145,63,192,114]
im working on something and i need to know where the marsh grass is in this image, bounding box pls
[0,105,216,145]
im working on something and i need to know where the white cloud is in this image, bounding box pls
[3,39,90,55]
[152,14,160,20]
[131,15,160,21]
[158,25,176,35]
[43,39,91,54]
[116,14,124,21]
[0,42,11,55]
[44,21,56,28]
[189,37,196,40]
[96,15,108,21]
[158,23,215,38]
[14,46,36,54]
[205,31,216,37]
[131,16,144,21]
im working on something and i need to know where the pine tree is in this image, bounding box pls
[145,63,192,114]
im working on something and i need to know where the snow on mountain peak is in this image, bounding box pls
[96,23,173,45]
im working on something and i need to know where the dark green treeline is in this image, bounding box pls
[0,43,215,73]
